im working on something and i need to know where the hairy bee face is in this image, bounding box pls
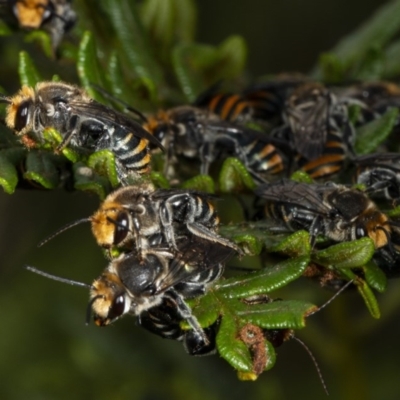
[90,270,132,326]
[12,0,50,29]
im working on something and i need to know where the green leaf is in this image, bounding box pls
[0,149,25,194]
[354,108,399,155]
[23,151,61,189]
[87,150,119,188]
[149,171,170,189]
[339,269,381,319]
[18,51,41,87]
[216,316,254,374]
[228,234,263,256]
[312,238,375,269]
[219,157,256,193]
[41,128,81,163]
[102,0,163,101]
[268,230,311,258]
[363,262,387,293]
[77,31,109,101]
[317,52,346,83]
[216,256,310,299]
[181,174,215,193]
[290,170,314,184]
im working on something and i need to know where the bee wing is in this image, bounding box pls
[69,100,164,150]
[287,95,330,160]
[156,236,235,292]
[255,180,332,215]
[354,153,400,173]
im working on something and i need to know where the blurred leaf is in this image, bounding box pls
[77,31,109,101]
[73,162,111,199]
[23,151,61,189]
[313,0,400,79]
[181,174,215,193]
[214,35,247,80]
[0,148,25,194]
[18,51,41,87]
[150,171,170,188]
[24,30,53,59]
[317,52,346,83]
[312,238,375,269]
[102,0,164,101]
[383,39,400,78]
[290,170,314,184]
[354,108,399,155]
[354,45,385,81]
[172,43,215,102]
[141,0,196,51]
[0,20,12,35]
[219,157,256,193]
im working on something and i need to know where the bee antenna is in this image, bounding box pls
[24,265,92,289]
[0,96,10,104]
[89,82,148,123]
[292,336,329,396]
[308,279,353,316]
[38,217,91,248]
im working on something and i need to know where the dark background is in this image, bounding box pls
[1,1,400,400]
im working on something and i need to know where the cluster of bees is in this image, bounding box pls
[2,74,400,362]
[2,1,400,380]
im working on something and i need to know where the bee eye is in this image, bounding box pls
[113,213,130,245]
[356,227,365,238]
[108,295,125,320]
[15,100,31,132]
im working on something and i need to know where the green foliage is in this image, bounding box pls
[0,0,399,386]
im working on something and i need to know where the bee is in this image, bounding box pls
[26,234,235,355]
[0,82,163,182]
[273,82,355,179]
[354,153,400,204]
[145,105,291,183]
[90,181,241,256]
[334,81,400,127]
[1,0,77,52]
[255,180,393,249]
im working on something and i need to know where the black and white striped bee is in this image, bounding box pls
[273,83,355,180]
[145,106,291,183]
[0,81,163,183]
[27,234,236,355]
[255,180,392,249]
[90,182,241,257]
[354,153,400,204]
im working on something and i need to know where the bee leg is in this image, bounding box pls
[167,289,210,346]
[309,216,323,248]
[186,222,242,254]
[56,114,81,151]
[199,143,212,175]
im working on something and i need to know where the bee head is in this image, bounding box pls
[363,212,391,249]
[4,86,36,135]
[91,202,132,248]
[12,0,54,29]
[90,272,131,326]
